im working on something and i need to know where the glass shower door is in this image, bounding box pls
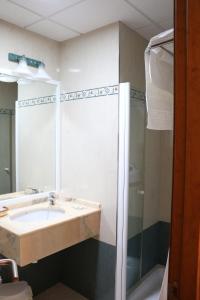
[126,91,145,293]
[0,112,12,195]
[116,83,146,300]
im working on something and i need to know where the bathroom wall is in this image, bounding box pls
[0,19,60,79]
[0,21,120,245]
[143,131,172,228]
[0,20,119,299]
[119,23,172,278]
[159,131,173,223]
[119,22,172,229]
[59,23,119,300]
[142,128,171,273]
[119,22,147,91]
[60,23,119,246]
[60,23,119,91]
[0,19,60,194]
[143,130,162,229]
[0,18,172,298]
[119,23,147,237]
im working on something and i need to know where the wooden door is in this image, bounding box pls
[169,0,200,299]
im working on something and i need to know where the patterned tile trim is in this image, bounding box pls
[17,86,145,107]
[61,85,119,102]
[131,88,145,101]
[0,108,15,115]
[17,85,119,108]
[18,95,56,108]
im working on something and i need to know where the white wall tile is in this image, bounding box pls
[60,23,119,91]
[60,23,120,245]
[119,23,148,91]
[61,96,118,246]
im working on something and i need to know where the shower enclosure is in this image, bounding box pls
[116,83,172,300]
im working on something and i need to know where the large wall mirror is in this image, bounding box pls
[0,74,59,200]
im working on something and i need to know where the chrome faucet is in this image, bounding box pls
[31,188,40,194]
[48,192,56,206]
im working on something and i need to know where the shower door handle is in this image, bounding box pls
[137,190,144,195]
[4,168,10,175]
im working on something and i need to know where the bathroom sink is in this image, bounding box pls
[0,198,101,266]
[10,207,65,223]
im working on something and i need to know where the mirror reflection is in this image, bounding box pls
[0,77,57,200]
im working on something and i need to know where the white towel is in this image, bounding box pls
[145,29,174,130]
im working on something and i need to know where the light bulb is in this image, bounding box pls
[13,56,33,78]
[33,63,51,82]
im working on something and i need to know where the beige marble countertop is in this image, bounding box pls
[0,198,101,237]
[0,191,26,201]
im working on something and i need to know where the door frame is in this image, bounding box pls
[169,0,200,299]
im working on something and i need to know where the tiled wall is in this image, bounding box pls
[119,23,172,232]
[0,22,120,300]
[60,23,119,91]
[0,19,60,80]
[14,238,116,300]
[60,90,118,246]
[119,22,147,91]
[120,24,172,286]
[58,24,120,299]
[60,23,120,246]
[0,18,172,297]
[0,23,120,244]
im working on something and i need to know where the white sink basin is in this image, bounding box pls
[10,207,65,223]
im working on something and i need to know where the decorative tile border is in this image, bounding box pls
[18,95,56,108]
[0,108,15,115]
[17,86,145,108]
[61,85,119,102]
[131,88,145,101]
[17,85,119,108]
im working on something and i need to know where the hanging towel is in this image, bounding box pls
[145,29,174,130]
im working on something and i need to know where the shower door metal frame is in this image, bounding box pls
[115,82,130,300]
[116,83,145,300]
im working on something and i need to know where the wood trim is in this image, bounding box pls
[168,0,187,297]
[197,228,200,299]
[169,0,200,298]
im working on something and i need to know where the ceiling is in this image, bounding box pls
[0,0,174,42]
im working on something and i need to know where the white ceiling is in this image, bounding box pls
[0,0,174,42]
